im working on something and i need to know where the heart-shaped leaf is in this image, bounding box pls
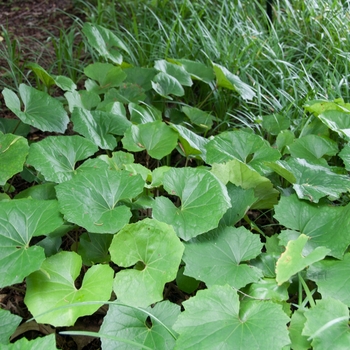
[110,218,184,307]
[2,84,69,132]
[25,251,114,327]
[0,133,29,186]
[122,121,178,159]
[276,234,330,285]
[27,135,98,183]
[82,23,130,64]
[153,168,231,240]
[183,226,263,289]
[212,63,256,100]
[152,72,184,99]
[307,253,350,306]
[56,168,145,233]
[0,199,63,287]
[173,284,290,350]
[274,194,350,258]
[100,301,180,350]
[154,60,192,86]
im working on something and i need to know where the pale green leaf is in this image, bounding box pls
[289,309,311,350]
[276,234,330,285]
[6,334,57,350]
[173,285,290,350]
[110,218,184,307]
[25,251,114,327]
[56,168,144,234]
[122,121,178,159]
[0,199,63,287]
[128,102,162,124]
[27,135,98,183]
[183,226,263,289]
[318,110,350,138]
[154,60,192,86]
[245,278,289,302]
[65,90,101,112]
[0,309,21,345]
[153,168,231,240]
[100,301,180,350]
[0,133,28,186]
[151,72,184,99]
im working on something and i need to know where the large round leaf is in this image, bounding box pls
[0,199,63,287]
[173,285,290,350]
[25,251,114,327]
[100,301,180,350]
[183,227,263,289]
[2,84,69,132]
[56,168,145,233]
[110,218,184,307]
[122,121,178,159]
[27,135,98,183]
[153,168,231,240]
[0,133,29,186]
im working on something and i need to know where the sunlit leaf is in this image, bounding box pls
[154,60,192,86]
[151,72,184,99]
[110,219,184,307]
[6,334,57,350]
[0,308,22,345]
[25,251,114,327]
[56,168,144,233]
[153,168,231,240]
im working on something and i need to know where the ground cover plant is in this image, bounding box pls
[1,0,350,349]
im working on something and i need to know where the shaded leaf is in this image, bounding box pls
[0,133,28,186]
[110,219,184,307]
[183,226,263,289]
[153,168,231,240]
[25,251,114,327]
[3,84,69,132]
[289,309,311,350]
[262,113,290,135]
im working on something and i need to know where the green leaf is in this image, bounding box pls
[303,298,350,349]
[169,58,215,83]
[153,168,231,240]
[84,63,127,93]
[123,67,157,91]
[274,194,350,258]
[53,75,77,92]
[276,234,330,285]
[128,102,162,124]
[25,251,114,327]
[182,106,214,129]
[307,254,350,307]
[245,278,289,302]
[2,84,69,132]
[110,218,184,307]
[170,123,209,159]
[0,133,29,186]
[0,118,30,136]
[176,266,200,294]
[65,90,101,112]
[82,23,129,64]
[6,334,57,350]
[288,135,338,163]
[154,60,192,86]
[272,158,350,202]
[212,63,256,100]
[152,72,185,99]
[276,130,295,153]
[0,199,63,287]
[211,160,279,209]
[122,121,178,159]
[173,284,290,350]
[100,301,180,350]
[15,183,57,200]
[72,107,129,149]
[78,232,113,266]
[0,309,22,345]
[262,113,291,135]
[98,151,135,171]
[56,168,144,234]
[339,143,350,171]
[304,98,350,116]
[27,136,98,183]
[289,309,311,350]
[183,226,263,289]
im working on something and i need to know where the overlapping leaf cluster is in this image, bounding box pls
[1,23,350,349]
